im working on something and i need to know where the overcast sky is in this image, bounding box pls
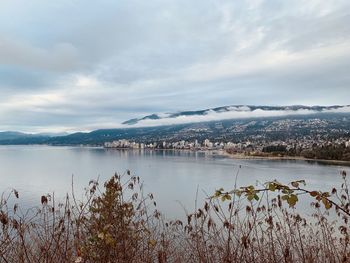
[0,0,349,132]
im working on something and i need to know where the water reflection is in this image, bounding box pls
[0,145,348,218]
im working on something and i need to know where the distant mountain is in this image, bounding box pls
[122,105,349,126]
[0,131,33,141]
[37,132,70,137]
[0,105,349,146]
[0,131,68,142]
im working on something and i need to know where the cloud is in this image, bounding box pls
[0,0,349,132]
[128,106,350,127]
[0,38,79,72]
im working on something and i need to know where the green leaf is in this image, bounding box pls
[268,183,276,191]
[233,190,242,197]
[214,191,221,197]
[322,192,330,198]
[287,194,298,207]
[282,189,288,194]
[247,194,254,201]
[281,195,289,201]
[322,197,332,210]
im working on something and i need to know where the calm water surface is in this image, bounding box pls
[0,145,348,218]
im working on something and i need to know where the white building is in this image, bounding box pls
[346,140,350,148]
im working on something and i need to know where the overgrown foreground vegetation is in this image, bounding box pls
[1,170,350,263]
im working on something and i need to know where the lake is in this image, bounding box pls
[0,145,348,218]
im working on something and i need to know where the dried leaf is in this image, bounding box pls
[309,191,318,197]
[291,181,299,188]
[41,196,48,205]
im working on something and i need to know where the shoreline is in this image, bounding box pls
[218,150,350,166]
[1,144,350,166]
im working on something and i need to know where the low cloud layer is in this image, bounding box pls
[0,0,349,132]
[129,106,350,127]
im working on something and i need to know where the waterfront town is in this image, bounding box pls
[101,116,350,161]
[104,137,350,155]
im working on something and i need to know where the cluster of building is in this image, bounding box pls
[105,139,229,150]
[104,137,350,153]
[104,139,146,149]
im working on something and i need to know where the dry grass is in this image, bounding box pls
[1,170,350,263]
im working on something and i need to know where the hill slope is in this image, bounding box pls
[122,105,349,126]
[1,112,349,145]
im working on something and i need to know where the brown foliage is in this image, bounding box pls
[0,170,350,262]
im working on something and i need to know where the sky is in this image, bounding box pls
[0,0,349,133]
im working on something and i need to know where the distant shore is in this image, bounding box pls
[218,150,350,166]
[2,144,349,166]
[104,146,350,166]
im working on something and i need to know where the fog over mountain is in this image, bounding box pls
[123,105,350,127]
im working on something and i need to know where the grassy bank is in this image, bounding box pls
[1,171,350,262]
